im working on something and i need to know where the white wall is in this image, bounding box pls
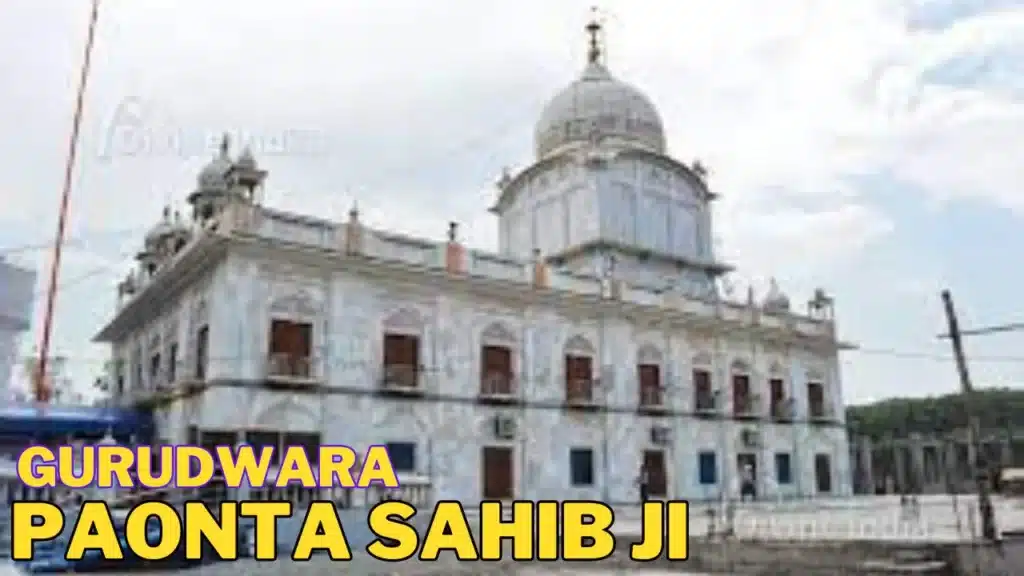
[498,154,713,287]
[113,250,851,502]
[0,260,35,399]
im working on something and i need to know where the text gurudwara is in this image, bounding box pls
[17,444,398,489]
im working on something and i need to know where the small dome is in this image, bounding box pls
[235,146,257,169]
[196,155,231,191]
[534,61,666,160]
[194,134,234,193]
[168,210,190,234]
[143,207,174,247]
[762,278,791,312]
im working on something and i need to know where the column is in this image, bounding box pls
[966,439,978,488]
[856,436,873,494]
[910,433,925,493]
[893,441,908,493]
[943,441,957,491]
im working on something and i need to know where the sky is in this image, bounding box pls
[0,0,1022,405]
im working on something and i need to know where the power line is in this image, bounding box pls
[938,322,1024,339]
[853,347,1024,364]
[0,227,146,257]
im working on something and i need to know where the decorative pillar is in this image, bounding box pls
[344,203,363,255]
[531,249,548,288]
[444,222,465,274]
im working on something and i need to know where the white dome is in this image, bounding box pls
[144,207,174,246]
[762,278,791,312]
[196,155,231,191]
[534,61,666,160]
[236,146,257,169]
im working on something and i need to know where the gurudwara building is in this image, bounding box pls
[95,21,854,504]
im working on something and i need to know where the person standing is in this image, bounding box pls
[740,462,756,502]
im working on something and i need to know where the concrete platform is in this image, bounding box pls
[610,495,1024,543]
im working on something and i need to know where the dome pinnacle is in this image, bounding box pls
[586,8,603,64]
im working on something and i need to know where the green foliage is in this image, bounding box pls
[845,388,1024,439]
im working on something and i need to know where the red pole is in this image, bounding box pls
[36,0,102,403]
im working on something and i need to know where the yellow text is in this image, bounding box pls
[17,444,398,489]
[366,500,616,561]
[629,500,689,561]
[11,501,306,562]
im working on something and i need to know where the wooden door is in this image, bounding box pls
[643,450,667,497]
[732,374,750,411]
[693,369,712,409]
[565,355,592,401]
[638,364,661,405]
[482,446,514,500]
[383,334,420,385]
[481,345,512,393]
[807,382,824,414]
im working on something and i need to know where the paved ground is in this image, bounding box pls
[654,494,1024,543]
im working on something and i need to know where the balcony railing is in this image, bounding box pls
[771,398,794,422]
[733,394,762,420]
[266,353,313,379]
[694,391,718,415]
[809,404,835,423]
[638,385,667,413]
[380,364,422,394]
[565,379,599,409]
[479,373,518,403]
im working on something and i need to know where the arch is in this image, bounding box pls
[191,298,208,325]
[253,398,318,431]
[480,321,517,347]
[806,367,825,381]
[769,361,786,376]
[270,289,321,319]
[730,358,751,373]
[692,351,712,367]
[163,320,179,342]
[636,343,662,365]
[564,334,595,356]
[382,307,424,336]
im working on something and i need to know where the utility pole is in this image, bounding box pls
[939,290,997,542]
[36,0,102,402]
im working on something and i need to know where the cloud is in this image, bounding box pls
[1,0,1022,402]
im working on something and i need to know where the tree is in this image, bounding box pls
[845,388,1024,440]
